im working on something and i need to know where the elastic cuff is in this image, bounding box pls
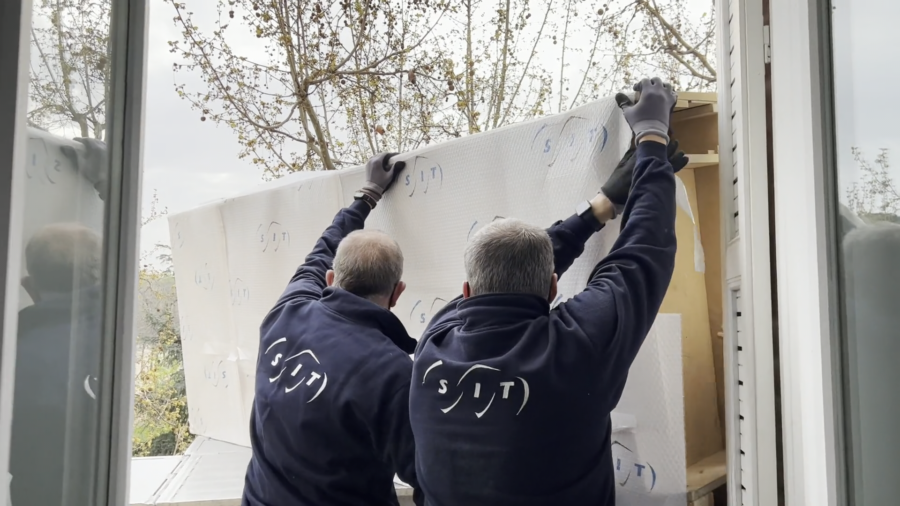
[360,184,384,201]
[634,129,670,145]
[348,198,374,217]
[633,119,670,144]
[635,138,669,159]
[562,212,602,239]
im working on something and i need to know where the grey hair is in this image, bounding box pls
[332,230,404,299]
[464,218,554,297]
[25,222,102,294]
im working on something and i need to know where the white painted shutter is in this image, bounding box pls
[716,0,778,505]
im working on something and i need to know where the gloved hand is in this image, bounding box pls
[667,139,689,172]
[360,152,406,201]
[600,139,690,214]
[615,77,678,144]
[60,137,109,200]
[600,145,637,212]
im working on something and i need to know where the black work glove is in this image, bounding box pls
[615,77,678,144]
[360,152,406,202]
[667,139,689,172]
[600,139,690,215]
[600,145,637,212]
[60,137,109,200]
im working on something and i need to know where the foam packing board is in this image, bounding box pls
[168,96,687,503]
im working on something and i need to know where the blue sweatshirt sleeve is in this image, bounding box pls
[555,141,677,381]
[547,214,603,278]
[269,200,371,312]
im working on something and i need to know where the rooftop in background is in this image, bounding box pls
[130,436,414,506]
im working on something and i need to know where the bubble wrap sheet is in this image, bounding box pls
[168,96,687,504]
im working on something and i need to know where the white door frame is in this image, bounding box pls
[715,0,778,504]
[769,0,845,505]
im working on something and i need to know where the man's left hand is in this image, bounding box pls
[600,138,690,214]
[600,146,637,212]
[666,140,689,172]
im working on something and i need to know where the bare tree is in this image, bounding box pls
[847,147,900,222]
[431,0,716,139]
[604,0,717,92]
[29,0,111,139]
[166,0,453,178]
[168,0,717,178]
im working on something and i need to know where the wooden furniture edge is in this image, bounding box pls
[686,450,727,501]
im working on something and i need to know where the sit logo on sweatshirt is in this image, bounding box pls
[263,337,328,402]
[421,360,530,418]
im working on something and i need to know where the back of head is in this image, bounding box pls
[464,218,554,297]
[25,223,102,296]
[332,230,404,299]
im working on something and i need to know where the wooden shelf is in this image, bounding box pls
[686,450,727,505]
[674,103,718,121]
[685,153,719,170]
[674,92,718,112]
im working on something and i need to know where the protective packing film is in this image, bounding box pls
[168,95,687,503]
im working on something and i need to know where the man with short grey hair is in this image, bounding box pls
[463,218,554,297]
[244,153,423,506]
[330,229,404,305]
[12,222,104,506]
[410,78,687,506]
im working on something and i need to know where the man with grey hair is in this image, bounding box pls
[410,78,685,506]
[12,222,103,506]
[244,153,423,506]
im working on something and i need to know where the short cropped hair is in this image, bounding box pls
[25,223,102,294]
[464,218,554,297]
[332,230,404,299]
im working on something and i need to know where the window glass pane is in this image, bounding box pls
[831,1,900,504]
[11,0,117,503]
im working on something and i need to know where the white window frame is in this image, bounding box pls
[0,1,149,505]
[0,1,34,499]
[769,0,846,505]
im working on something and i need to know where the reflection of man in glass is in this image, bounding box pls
[840,210,900,506]
[11,223,102,506]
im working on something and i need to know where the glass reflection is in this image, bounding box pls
[10,0,114,503]
[831,0,900,504]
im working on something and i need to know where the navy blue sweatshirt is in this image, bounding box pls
[11,286,101,506]
[243,199,423,506]
[409,141,677,506]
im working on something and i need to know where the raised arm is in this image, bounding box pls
[417,179,617,355]
[418,149,635,348]
[556,78,683,380]
[546,129,685,278]
[272,200,372,307]
[269,153,406,313]
[546,193,614,278]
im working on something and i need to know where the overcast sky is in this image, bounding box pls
[140,3,260,256]
[831,0,899,186]
[138,0,897,257]
[139,0,715,257]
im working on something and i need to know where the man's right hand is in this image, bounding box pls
[361,152,406,202]
[615,77,678,144]
[60,137,109,200]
